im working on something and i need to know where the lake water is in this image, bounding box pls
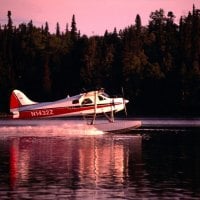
[0,119,200,199]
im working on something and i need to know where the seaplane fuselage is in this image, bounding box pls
[10,89,128,119]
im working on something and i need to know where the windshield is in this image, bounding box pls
[101,92,109,98]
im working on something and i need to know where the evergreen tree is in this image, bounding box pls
[135,14,142,34]
[44,22,49,35]
[7,11,13,31]
[56,22,60,36]
[81,36,101,87]
[71,14,78,41]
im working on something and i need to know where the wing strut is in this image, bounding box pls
[83,90,115,125]
[103,112,114,123]
[90,91,97,125]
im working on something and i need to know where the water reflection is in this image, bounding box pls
[0,135,143,199]
[1,131,200,199]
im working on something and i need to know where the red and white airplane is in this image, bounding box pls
[10,89,129,122]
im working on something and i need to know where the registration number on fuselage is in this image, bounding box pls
[31,109,54,117]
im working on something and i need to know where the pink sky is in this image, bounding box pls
[1,0,199,36]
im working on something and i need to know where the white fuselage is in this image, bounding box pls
[10,90,128,119]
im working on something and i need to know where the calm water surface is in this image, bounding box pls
[0,120,200,199]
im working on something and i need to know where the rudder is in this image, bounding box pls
[10,90,36,112]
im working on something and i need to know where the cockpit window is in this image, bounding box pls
[98,95,104,101]
[72,99,79,104]
[82,98,93,105]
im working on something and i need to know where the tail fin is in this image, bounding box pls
[10,89,36,112]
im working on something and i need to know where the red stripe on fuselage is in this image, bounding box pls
[16,103,121,119]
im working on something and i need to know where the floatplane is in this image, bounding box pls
[8,89,141,132]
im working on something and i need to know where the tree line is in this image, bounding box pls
[0,5,200,115]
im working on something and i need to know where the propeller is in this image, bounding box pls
[121,87,128,117]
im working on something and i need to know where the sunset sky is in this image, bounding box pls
[1,0,199,36]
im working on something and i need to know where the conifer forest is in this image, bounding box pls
[0,6,200,115]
